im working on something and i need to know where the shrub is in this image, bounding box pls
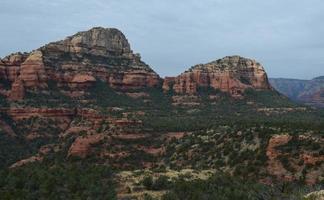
[152,175,170,190]
[142,175,153,190]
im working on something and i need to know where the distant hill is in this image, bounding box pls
[270,77,324,107]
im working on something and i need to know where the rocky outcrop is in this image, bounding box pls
[266,134,294,181]
[8,79,25,100]
[1,29,273,102]
[163,56,271,97]
[0,108,76,120]
[0,27,161,101]
[0,52,28,83]
[162,77,176,91]
[10,155,43,169]
[39,27,161,91]
[19,50,48,88]
[69,74,96,89]
[266,134,324,184]
[0,51,47,99]
[46,27,132,56]
[108,70,161,90]
[0,53,28,98]
[68,134,104,158]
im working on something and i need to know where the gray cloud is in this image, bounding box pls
[0,0,323,79]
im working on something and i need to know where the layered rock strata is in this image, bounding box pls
[0,27,161,101]
[163,56,271,97]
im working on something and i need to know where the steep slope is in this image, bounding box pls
[270,76,324,107]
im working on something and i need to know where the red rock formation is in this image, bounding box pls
[0,107,112,137]
[302,153,324,166]
[0,53,28,98]
[162,77,176,91]
[39,27,161,91]
[266,134,294,181]
[10,155,43,168]
[164,56,271,97]
[8,79,25,100]
[19,51,48,88]
[68,134,104,158]
[0,108,75,120]
[0,51,47,99]
[0,27,161,101]
[47,27,132,56]
[266,134,324,185]
[108,70,161,90]
[2,30,273,102]
[69,74,96,89]
[0,52,28,82]
[0,65,20,84]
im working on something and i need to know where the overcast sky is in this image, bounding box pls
[0,0,323,79]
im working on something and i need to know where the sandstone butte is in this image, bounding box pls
[163,56,271,97]
[0,27,272,101]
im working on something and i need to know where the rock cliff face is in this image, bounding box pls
[68,134,104,158]
[163,56,271,97]
[0,52,29,83]
[19,51,48,88]
[8,79,25,100]
[0,27,161,100]
[40,27,161,91]
[1,28,273,101]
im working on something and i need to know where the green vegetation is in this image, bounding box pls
[18,87,74,108]
[244,88,297,107]
[0,115,63,168]
[141,175,171,190]
[0,130,29,168]
[0,163,116,200]
[135,171,319,200]
[0,79,11,90]
[161,173,314,200]
[87,79,143,109]
[1,79,324,199]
